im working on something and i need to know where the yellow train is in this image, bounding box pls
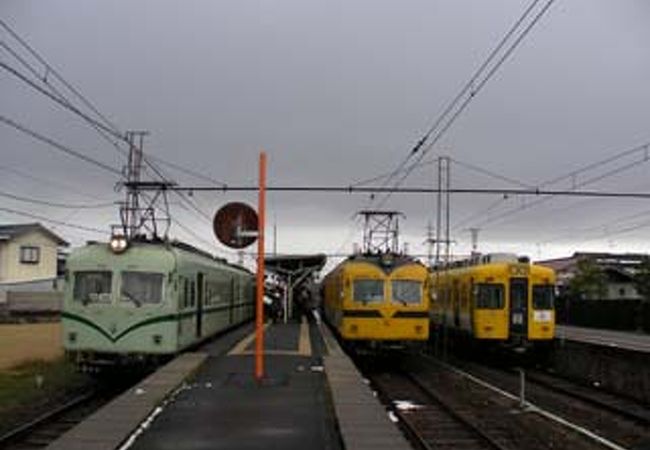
[322,253,430,350]
[431,253,555,349]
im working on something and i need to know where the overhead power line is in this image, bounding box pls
[0,59,126,144]
[1,27,228,191]
[361,0,543,192]
[0,188,115,209]
[0,164,108,201]
[0,18,121,134]
[449,157,532,189]
[0,205,105,234]
[0,114,121,175]
[371,0,556,209]
[146,155,227,187]
[130,184,650,200]
[469,141,650,230]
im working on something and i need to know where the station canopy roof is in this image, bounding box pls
[264,254,327,276]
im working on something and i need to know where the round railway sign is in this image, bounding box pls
[213,202,259,249]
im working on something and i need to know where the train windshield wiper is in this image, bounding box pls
[122,290,141,307]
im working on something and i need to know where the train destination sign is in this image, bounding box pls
[213,202,259,249]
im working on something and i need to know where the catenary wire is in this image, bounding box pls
[348,0,543,191]
[374,0,556,209]
[0,205,105,234]
[0,114,122,176]
[1,39,222,188]
[0,189,115,209]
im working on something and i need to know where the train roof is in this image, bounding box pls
[327,252,425,276]
[431,253,555,278]
[78,238,252,275]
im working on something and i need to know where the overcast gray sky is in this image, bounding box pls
[2,0,650,267]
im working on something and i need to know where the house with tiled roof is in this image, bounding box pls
[537,252,645,300]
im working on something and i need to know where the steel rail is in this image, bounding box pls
[508,369,650,426]
[0,390,96,447]
[371,371,508,450]
[420,355,630,450]
[405,372,512,450]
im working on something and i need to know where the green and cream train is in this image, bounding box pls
[62,239,254,367]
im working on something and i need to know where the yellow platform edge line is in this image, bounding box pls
[228,323,271,355]
[298,316,312,356]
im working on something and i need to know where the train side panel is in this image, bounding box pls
[431,259,556,348]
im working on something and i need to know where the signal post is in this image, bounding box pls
[213,151,267,382]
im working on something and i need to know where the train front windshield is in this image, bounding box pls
[121,272,164,305]
[391,280,422,305]
[73,271,112,304]
[353,280,384,304]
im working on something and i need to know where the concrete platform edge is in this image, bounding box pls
[45,352,209,450]
[319,323,411,450]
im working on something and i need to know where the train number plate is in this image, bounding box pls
[512,313,523,325]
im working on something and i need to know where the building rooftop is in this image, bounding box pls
[0,223,69,247]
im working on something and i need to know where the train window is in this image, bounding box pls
[391,280,421,305]
[122,272,164,305]
[532,285,554,310]
[475,284,504,309]
[353,279,384,304]
[190,281,196,307]
[74,271,112,304]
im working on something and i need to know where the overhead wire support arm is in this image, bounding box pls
[139,184,650,200]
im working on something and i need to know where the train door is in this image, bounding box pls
[509,278,528,337]
[196,273,204,338]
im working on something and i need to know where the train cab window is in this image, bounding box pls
[475,283,504,309]
[391,280,422,305]
[532,285,554,310]
[353,279,384,304]
[74,271,112,304]
[121,272,164,305]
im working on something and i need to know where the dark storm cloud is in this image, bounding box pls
[1,0,649,260]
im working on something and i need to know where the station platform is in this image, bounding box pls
[556,324,650,353]
[47,318,410,450]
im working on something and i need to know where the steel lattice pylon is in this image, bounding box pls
[358,210,405,254]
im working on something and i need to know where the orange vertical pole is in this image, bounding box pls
[255,151,266,381]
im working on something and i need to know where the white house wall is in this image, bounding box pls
[0,231,59,283]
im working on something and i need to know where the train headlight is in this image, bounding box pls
[153,334,162,345]
[109,234,128,254]
[68,332,77,343]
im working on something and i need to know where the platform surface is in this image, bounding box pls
[130,319,341,450]
[556,324,650,353]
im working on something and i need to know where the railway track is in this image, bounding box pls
[516,368,650,426]
[372,371,510,450]
[0,371,147,450]
[420,354,650,450]
[0,388,112,450]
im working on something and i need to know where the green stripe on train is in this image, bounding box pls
[61,302,254,343]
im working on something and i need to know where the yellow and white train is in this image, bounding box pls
[322,253,430,350]
[431,253,555,349]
